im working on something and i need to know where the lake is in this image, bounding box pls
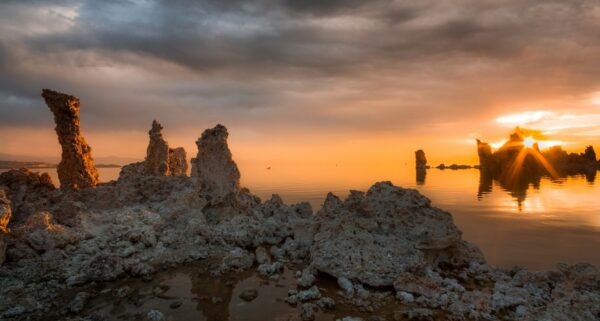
[2,164,599,270]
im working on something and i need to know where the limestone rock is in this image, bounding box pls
[144,120,171,176]
[41,89,99,189]
[415,150,427,169]
[310,181,484,287]
[0,169,55,225]
[124,120,188,178]
[14,212,79,252]
[169,147,188,176]
[0,189,11,231]
[0,230,7,266]
[195,125,241,204]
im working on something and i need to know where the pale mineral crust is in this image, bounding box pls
[195,125,241,204]
[309,181,484,287]
[0,169,55,225]
[41,89,99,189]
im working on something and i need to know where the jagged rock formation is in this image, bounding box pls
[143,120,188,177]
[415,149,428,170]
[310,182,485,287]
[0,190,10,266]
[195,125,241,205]
[0,190,11,231]
[41,89,99,189]
[144,120,171,176]
[169,147,188,176]
[0,169,56,225]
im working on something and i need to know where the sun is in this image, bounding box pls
[523,136,536,148]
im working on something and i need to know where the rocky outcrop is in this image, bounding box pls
[309,182,484,287]
[13,212,78,253]
[143,120,188,177]
[415,150,427,170]
[195,125,241,205]
[41,89,99,189]
[0,169,55,225]
[0,189,11,231]
[0,190,9,266]
[144,120,171,176]
[168,147,188,176]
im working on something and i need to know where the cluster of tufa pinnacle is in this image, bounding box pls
[41,89,240,201]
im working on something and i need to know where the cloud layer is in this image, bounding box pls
[1,0,600,161]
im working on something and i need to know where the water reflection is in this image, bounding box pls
[476,168,597,211]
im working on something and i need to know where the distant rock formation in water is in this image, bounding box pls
[41,89,99,189]
[477,128,599,176]
[476,128,598,207]
[415,149,428,170]
[436,163,475,170]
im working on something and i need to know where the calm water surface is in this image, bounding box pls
[3,164,599,270]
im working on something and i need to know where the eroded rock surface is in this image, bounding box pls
[0,169,56,225]
[0,189,11,231]
[195,125,241,205]
[143,120,188,177]
[42,89,99,189]
[310,182,484,287]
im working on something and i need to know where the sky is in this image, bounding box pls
[1,0,600,167]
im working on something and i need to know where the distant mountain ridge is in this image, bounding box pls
[0,160,121,169]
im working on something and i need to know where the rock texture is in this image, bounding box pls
[41,89,99,189]
[0,189,11,231]
[195,125,241,204]
[144,120,171,176]
[309,182,484,287]
[143,120,188,177]
[0,169,56,225]
[169,147,188,176]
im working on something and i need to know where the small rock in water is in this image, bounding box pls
[239,289,259,302]
[317,297,336,309]
[255,246,271,265]
[297,268,316,288]
[301,303,316,321]
[297,285,321,302]
[337,277,354,296]
[169,300,183,309]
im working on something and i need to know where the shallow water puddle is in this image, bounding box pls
[83,263,369,321]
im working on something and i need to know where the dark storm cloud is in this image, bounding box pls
[1,0,600,135]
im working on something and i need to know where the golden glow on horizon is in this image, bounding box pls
[496,111,552,127]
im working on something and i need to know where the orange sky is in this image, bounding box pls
[1,1,600,166]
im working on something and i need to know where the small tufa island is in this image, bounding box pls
[0,90,599,321]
